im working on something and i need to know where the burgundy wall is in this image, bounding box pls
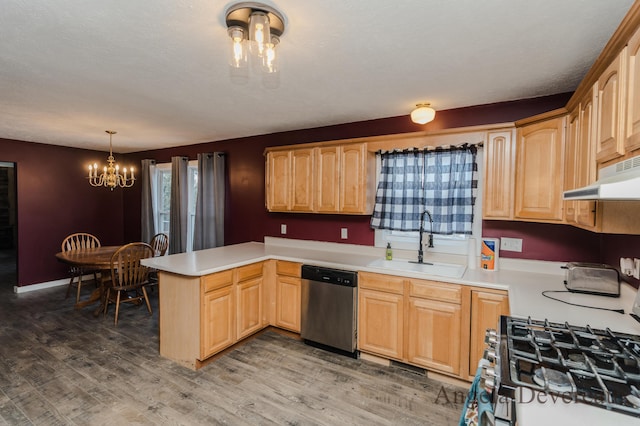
[124,93,573,247]
[0,138,125,286]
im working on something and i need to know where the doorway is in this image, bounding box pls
[0,162,17,287]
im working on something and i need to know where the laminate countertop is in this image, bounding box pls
[142,238,640,335]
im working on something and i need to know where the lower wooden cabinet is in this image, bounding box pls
[468,289,510,377]
[201,283,235,359]
[407,297,461,375]
[237,276,263,340]
[358,288,404,360]
[275,261,302,332]
[358,272,509,380]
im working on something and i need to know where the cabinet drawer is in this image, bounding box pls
[276,261,301,277]
[359,272,404,294]
[202,270,234,293]
[409,280,461,304]
[236,262,263,282]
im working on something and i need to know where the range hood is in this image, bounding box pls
[563,155,640,200]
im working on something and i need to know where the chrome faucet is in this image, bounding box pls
[416,209,434,264]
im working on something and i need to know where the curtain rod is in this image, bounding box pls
[376,141,483,155]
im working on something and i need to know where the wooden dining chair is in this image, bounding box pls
[149,233,169,257]
[147,233,169,289]
[104,242,154,325]
[61,232,101,303]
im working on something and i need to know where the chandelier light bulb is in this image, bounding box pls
[87,130,136,190]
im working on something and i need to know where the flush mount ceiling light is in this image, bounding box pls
[410,103,436,124]
[87,130,135,190]
[225,2,286,88]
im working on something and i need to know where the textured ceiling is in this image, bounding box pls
[0,0,635,153]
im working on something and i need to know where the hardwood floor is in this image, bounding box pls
[0,283,467,425]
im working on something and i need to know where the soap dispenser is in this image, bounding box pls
[386,243,393,260]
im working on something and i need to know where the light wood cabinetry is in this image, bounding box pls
[236,263,264,340]
[576,89,598,228]
[291,149,315,211]
[315,146,340,212]
[627,27,640,153]
[202,284,235,358]
[468,289,509,377]
[595,48,627,164]
[564,108,580,224]
[265,151,291,211]
[483,129,515,219]
[407,280,462,375]
[514,115,566,221]
[339,144,371,213]
[275,261,302,332]
[265,142,374,214]
[358,276,404,360]
[358,272,465,377]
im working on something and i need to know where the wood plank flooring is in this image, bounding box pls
[0,283,467,425]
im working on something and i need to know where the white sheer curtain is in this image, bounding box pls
[193,153,225,250]
[140,159,156,243]
[169,156,189,254]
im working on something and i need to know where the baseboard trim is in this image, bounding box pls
[13,274,92,294]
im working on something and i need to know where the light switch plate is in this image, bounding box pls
[500,237,523,252]
[341,228,348,239]
[280,224,287,235]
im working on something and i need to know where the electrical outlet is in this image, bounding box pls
[634,258,640,280]
[341,228,348,239]
[280,224,287,235]
[500,237,523,252]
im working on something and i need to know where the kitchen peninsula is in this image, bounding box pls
[142,237,640,375]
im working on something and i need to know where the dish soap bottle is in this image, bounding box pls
[386,242,393,260]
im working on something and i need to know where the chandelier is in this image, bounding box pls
[225,2,286,87]
[88,130,135,190]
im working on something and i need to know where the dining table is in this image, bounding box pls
[55,245,121,315]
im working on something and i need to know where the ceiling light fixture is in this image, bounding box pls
[225,2,285,88]
[88,130,135,190]
[410,103,436,124]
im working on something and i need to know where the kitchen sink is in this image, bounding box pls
[367,258,466,279]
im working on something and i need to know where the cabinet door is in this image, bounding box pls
[291,148,315,211]
[315,146,340,212]
[275,275,301,332]
[201,285,235,359]
[596,48,626,164]
[577,90,597,228]
[483,130,515,219]
[358,288,404,360]
[563,109,580,224]
[266,151,291,211]
[340,144,368,213]
[468,290,509,377]
[407,297,461,375]
[627,29,640,153]
[515,116,565,221]
[236,276,263,340]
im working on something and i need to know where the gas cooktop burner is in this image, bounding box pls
[497,316,640,419]
[533,368,573,392]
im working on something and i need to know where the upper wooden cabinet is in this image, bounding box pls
[595,48,627,164]
[626,27,640,153]
[563,108,580,224]
[265,142,375,214]
[483,130,515,219]
[265,150,291,211]
[514,115,566,221]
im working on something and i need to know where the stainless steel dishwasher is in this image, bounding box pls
[300,264,358,357]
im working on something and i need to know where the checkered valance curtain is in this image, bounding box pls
[370,144,478,235]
